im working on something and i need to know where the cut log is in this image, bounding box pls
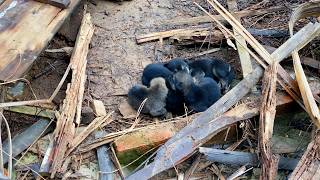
[0,0,81,81]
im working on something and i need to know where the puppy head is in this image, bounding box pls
[173,70,193,92]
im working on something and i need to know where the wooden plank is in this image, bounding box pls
[0,0,81,81]
[227,0,253,77]
[33,0,70,9]
[161,5,291,26]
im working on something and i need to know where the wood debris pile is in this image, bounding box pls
[0,0,319,179]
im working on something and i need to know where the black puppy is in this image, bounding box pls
[141,63,175,90]
[188,58,235,94]
[163,58,189,73]
[128,77,168,117]
[173,70,221,112]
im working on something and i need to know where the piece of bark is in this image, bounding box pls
[258,62,279,180]
[0,0,81,81]
[48,13,94,178]
[289,131,320,180]
[199,148,298,171]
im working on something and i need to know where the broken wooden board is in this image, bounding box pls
[33,0,70,9]
[0,0,81,81]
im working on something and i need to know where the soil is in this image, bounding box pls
[1,0,320,179]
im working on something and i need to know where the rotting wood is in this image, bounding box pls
[258,62,279,180]
[199,148,298,171]
[47,13,94,178]
[227,0,253,78]
[161,5,291,26]
[289,1,320,128]
[289,131,320,180]
[0,0,81,81]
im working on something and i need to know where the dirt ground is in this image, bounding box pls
[3,0,320,179]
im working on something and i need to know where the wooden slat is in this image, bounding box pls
[0,0,81,81]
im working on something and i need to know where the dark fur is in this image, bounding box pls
[141,63,175,90]
[164,58,189,73]
[173,70,221,112]
[188,58,235,94]
[128,77,168,117]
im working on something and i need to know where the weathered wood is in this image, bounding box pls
[2,118,52,164]
[184,155,201,180]
[161,5,291,26]
[0,0,81,81]
[289,131,320,180]
[90,100,107,117]
[33,0,70,9]
[48,13,94,178]
[289,1,320,128]
[259,62,279,180]
[4,105,55,119]
[228,0,253,80]
[199,148,298,171]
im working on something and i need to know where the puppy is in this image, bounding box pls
[173,70,221,112]
[188,58,235,94]
[141,63,175,90]
[164,58,189,73]
[128,77,168,117]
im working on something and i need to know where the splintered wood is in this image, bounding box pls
[289,131,320,180]
[48,13,94,178]
[259,62,279,180]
